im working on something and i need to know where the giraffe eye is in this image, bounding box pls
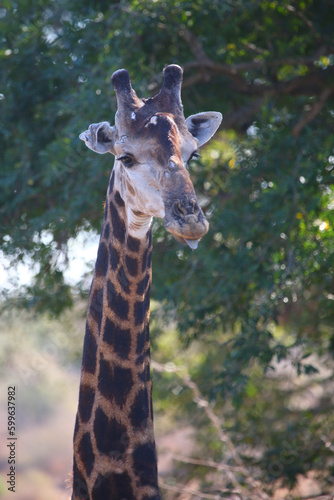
[186,151,200,168]
[118,155,135,167]
[189,151,200,161]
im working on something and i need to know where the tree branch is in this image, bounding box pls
[180,26,330,74]
[183,60,334,98]
[180,27,333,101]
[220,98,265,131]
[172,454,244,473]
[159,479,242,499]
[183,50,330,76]
[152,360,270,500]
[292,86,334,137]
[286,4,320,39]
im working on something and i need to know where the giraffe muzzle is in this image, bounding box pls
[164,197,209,249]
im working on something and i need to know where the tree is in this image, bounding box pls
[1,0,334,496]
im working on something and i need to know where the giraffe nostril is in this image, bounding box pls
[173,200,187,219]
[173,199,200,222]
[191,199,200,215]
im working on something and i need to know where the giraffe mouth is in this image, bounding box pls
[170,233,203,250]
[175,236,199,250]
[163,197,209,248]
[165,216,209,249]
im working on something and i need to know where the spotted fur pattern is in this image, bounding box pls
[72,171,159,500]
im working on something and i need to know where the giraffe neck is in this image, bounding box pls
[72,169,160,500]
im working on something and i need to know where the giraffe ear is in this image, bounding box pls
[79,121,116,154]
[185,112,222,147]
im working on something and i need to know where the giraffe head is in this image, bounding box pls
[80,65,222,249]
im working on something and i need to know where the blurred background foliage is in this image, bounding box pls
[1,0,334,498]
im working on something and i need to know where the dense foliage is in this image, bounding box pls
[1,0,334,497]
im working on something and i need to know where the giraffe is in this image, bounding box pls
[72,64,222,500]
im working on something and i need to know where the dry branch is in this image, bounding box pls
[159,479,241,499]
[152,360,270,500]
[172,454,244,473]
